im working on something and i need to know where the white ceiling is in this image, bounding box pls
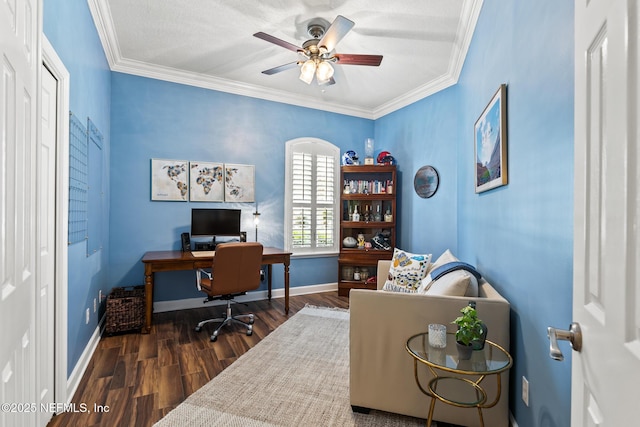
[88,0,483,119]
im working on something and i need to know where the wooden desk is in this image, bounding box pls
[141,247,291,333]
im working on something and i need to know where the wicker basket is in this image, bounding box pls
[105,286,145,334]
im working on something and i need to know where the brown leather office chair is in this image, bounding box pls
[195,242,263,342]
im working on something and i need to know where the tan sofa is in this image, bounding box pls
[349,260,511,427]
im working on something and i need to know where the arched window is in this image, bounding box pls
[284,138,340,256]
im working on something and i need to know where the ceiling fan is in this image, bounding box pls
[253,15,383,86]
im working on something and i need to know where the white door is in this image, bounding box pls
[0,0,40,426]
[37,64,57,426]
[572,0,639,425]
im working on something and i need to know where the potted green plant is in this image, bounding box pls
[452,305,486,360]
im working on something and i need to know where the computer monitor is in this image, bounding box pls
[190,208,241,237]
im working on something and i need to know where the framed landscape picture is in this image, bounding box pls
[190,161,224,202]
[474,84,508,193]
[224,163,255,202]
[150,158,189,201]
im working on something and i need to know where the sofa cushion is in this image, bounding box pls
[422,270,478,297]
[421,251,479,297]
[427,249,459,273]
[382,248,432,293]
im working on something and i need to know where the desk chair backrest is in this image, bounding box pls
[204,242,263,296]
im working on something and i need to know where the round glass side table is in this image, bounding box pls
[406,332,512,427]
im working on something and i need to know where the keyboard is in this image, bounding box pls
[191,251,215,258]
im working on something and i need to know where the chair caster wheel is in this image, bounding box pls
[246,325,253,336]
[210,335,217,342]
[249,316,254,325]
[195,326,202,332]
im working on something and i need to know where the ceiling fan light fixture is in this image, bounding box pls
[299,59,316,84]
[316,61,334,83]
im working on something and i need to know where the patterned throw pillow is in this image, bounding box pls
[382,248,432,293]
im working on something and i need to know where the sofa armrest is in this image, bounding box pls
[376,260,391,290]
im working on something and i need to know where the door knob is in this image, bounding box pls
[547,322,582,361]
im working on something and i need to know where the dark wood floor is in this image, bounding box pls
[47,292,349,427]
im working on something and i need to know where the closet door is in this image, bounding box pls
[0,0,40,425]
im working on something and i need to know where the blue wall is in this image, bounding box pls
[109,73,374,301]
[374,1,574,426]
[458,2,574,426]
[374,87,460,258]
[43,0,112,375]
[45,1,575,425]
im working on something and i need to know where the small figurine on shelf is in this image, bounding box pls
[357,233,365,249]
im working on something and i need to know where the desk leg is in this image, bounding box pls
[284,259,290,314]
[267,264,273,300]
[143,268,153,334]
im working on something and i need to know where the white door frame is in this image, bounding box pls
[41,35,70,404]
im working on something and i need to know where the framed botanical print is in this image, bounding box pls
[474,84,508,193]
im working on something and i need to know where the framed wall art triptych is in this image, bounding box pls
[150,159,254,203]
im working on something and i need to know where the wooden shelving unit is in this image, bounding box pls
[338,165,397,296]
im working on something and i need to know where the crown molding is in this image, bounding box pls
[371,74,458,119]
[110,58,376,119]
[88,0,483,120]
[87,0,120,68]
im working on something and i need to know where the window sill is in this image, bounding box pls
[290,251,339,259]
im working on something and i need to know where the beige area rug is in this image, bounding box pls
[154,305,426,427]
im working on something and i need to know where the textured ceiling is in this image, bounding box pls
[89,0,482,118]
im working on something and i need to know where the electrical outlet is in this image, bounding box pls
[94,298,97,313]
[522,376,529,406]
[86,308,90,324]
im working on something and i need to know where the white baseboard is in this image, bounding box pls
[153,282,338,313]
[66,314,105,403]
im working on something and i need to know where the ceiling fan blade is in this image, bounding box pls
[261,61,300,75]
[319,15,354,52]
[253,32,301,53]
[334,54,383,66]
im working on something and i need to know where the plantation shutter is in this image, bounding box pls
[315,154,334,248]
[292,152,312,247]
[286,139,339,254]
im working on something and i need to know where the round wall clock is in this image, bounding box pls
[414,165,439,198]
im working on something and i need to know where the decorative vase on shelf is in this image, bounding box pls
[352,205,360,222]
